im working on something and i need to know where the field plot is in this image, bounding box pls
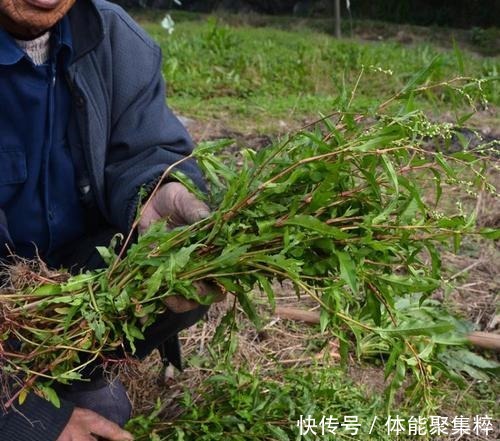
[122,11,500,441]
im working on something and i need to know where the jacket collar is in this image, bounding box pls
[0,26,25,66]
[0,16,72,67]
[67,0,104,63]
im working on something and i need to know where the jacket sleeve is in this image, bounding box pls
[104,46,206,233]
[0,393,74,441]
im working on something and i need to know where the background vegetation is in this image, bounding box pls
[118,1,500,29]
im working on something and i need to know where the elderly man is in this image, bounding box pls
[0,0,218,440]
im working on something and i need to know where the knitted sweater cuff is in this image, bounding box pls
[0,393,75,441]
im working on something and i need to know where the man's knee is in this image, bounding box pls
[135,304,209,359]
[176,304,210,330]
[59,378,132,428]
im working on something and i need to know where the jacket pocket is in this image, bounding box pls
[0,150,27,185]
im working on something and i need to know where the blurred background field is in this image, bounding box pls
[130,9,499,136]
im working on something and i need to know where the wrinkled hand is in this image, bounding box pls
[139,182,210,233]
[57,408,133,441]
[138,182,225,313]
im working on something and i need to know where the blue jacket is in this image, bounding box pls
[0,1,205,439]
[0,17,87,260]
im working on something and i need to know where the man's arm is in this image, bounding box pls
[104,45,206,233]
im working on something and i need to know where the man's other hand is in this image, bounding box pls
[57,408,133,441]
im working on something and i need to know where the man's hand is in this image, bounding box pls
[138,182,225,313]
[138,182,210,233]
[57,408,133,441]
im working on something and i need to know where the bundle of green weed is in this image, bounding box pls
[0,78,498,408]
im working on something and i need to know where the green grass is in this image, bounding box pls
[134,12,499,132]
[127,355,499,441]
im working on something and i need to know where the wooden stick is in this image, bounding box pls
[275,307,500,352]
[275,306,320,325]
[467,331,500,351]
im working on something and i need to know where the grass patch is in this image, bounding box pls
[126,354,499,441]
[134,11,499,131]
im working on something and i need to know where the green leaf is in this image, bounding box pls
[457,112,475,125]
[453,349,500,369]
[354,133,400,152]
[384,341,404,380]
[32,284,62,296]
[237,292,261,329]
[284,215,349,239]
[59,371,83,381]
[62,274,97,292]
[145,265,165,298]
[381,154,399,194]
[171,244,201,271]
[39,384,61,408]
[480,228,500,240]
[365,291,381,326]
[435,152,456,178]
[114,289,130,312]
[320,309,329,333]
[377,322,455,336]
[91,319,106,342]
[217,277,244,294]
[267,424,290,441]
[123,322,145,353]
[256,274,275,309]
[211,245,250,268]
[401,55,441,94]
[96,246,113,264]
[335,250,358,294]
